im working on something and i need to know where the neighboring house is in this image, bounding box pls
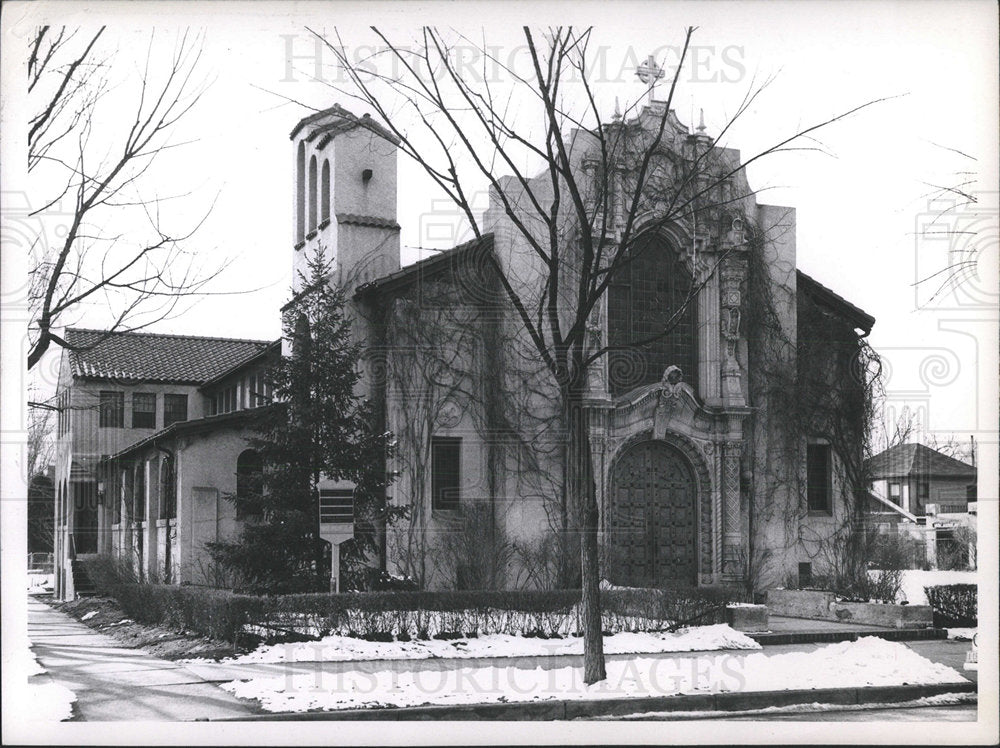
[865,442,978,570]
[53,329,276,599]
[57,102,878,597]
[867,442,977,517]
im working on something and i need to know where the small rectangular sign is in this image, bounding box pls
[319,488,354,525]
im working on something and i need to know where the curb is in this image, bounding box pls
[749,628,948,645]
[209,681,976,721]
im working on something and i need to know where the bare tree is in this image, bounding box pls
[27,393,56,553]
[874,403,920,455]
[27,25,224,369]
[27,392,55,479]
[320,25,886,683]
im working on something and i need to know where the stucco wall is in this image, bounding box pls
[174,428,255,584]
[292,119,400,294]
[53,349,205,598]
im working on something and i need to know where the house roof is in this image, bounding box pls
[64,328,272,384]
[198,340,281,391]
[356,234,495,299]
[867,442,977,480]
[797,271,875,335]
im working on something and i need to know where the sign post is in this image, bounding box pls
[318,481,355,594]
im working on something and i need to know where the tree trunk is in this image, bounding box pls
[567,387,605,684]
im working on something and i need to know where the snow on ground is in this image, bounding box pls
[27,573,54,593]
[81,611,98,621]
[194,624,760,666]
[891,570,977,605]
[16,640,76,722]
[27,682,78,722]
[221,636,969,714]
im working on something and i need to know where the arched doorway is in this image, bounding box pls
[608,440,697,587]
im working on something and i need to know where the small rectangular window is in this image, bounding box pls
[798,562,813,588]
[132,393,156,429]
[888,481,901,500]
[806,443,831,513]
[99,391,124,428]
[163,394,188,426]
[918,481,929,499]
[431,436,461,511]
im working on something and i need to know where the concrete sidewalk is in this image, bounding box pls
[27,597,255,721]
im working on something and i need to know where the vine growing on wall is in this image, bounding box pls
[744,219,882,594]
[363,247,573,590]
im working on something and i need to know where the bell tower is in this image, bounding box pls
[289,105,401,292]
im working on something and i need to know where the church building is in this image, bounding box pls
[54,101,875,598]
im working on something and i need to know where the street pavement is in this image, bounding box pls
[718,704,978,721]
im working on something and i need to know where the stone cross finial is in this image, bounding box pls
[635,54,665,103]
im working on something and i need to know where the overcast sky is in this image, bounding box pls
[4,0,998,449]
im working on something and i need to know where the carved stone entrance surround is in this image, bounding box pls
[590,380,750,585]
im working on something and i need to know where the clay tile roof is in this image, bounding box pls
[289,104,400,145]
[64,328,272,384]
[867,442,977,480]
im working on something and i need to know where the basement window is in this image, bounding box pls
[798,562,813,588]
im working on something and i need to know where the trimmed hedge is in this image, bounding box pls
[263,589,583,640]
[80,555,749,645]
[924,583,977,627]
[81,555,266,642]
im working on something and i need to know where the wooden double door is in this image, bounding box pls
[609,440,697,587]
